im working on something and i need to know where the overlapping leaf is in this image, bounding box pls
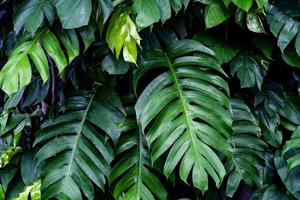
[12,180,41,200]
[266,5,300,67]
[110,96,167,200]
[274,152,300,199]
[230,52,268,90]
[34,87,125,200]
[225,98,267,197]
[13,0,55,34]
[133,0,191,29]
[106,8,141,64]
[134,39,233,192]
[283,126,300,169]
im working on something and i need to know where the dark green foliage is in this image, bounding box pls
[1,0,300,199]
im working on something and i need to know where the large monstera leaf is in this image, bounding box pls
[226,98,267,197]
[33,87,125,200]
[110,96,167,200]
[134,39,233,192]
[0,28,94,96]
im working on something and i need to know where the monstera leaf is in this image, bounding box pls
[33,87,125,200]
[110,96,167,200]
[225,98,267,197]
[230,52,268,90]
[134,39,233,192]
[0,28,95,96]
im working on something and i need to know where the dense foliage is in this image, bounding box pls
[1,0,300,199]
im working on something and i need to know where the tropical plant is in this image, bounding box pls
[1,0,300,199]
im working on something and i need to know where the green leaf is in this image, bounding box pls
[193,34,237,65]
[155,0,171,23]
[283,126,300,169]
[262,185,289,200]
[132,0,189,28]
[0,146,22,168]
[98,0,113,23]
[246,12,265,33]
[13,0,54,34]
[12,180,41,200]
[110,96,167,200]
[231,0,253,12]
[266,6,300,65]
[278,19,299,53]
[133,0,161,29]
[106,9,141,64]
[0,185,4,200]
[282,50,300,68]
[256,109,282,148]
[21,152,41,185]
[230,52,267,90]
[4,88,25,110]
[0,29,91,96]
[274,152,300,199]
[34,87,124,200]
[205,4,230,28]
[102,53,130,75]
[54,0,92,29]
[134,39,233,192]
[225,99,266,197]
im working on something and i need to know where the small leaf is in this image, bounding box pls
[247,12,265,33]
[205,4,230,29]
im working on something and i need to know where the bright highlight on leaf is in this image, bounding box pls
[106,9,141,64]
[12,180,41,200]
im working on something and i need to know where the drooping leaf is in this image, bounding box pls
[0,29,94,96]
[106,8,141,64]
[134,39,233,192]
